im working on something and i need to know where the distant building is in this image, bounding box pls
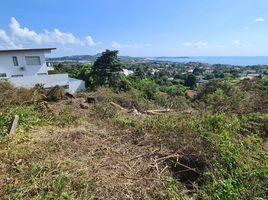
[198,79,209,84]
[123,69,134,76]
[239,73,261,80]
[160,92,169,98]
[186,90,197,98]
[0,48,85,94]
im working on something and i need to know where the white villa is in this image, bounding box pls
[0,48,85,94]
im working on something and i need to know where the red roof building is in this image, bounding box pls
[186,90,197,98]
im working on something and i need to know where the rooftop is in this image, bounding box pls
[0,48,56,53]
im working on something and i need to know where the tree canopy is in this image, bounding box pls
[91,50,124,89]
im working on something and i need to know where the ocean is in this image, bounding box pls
[151,56,268,66]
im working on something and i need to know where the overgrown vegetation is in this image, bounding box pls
[1,50,268,199]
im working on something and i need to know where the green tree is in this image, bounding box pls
[91,50,123,89]
[134,67,146,79]
[184,74,197,88]
[75,65,92,87]
[193,67,204,75]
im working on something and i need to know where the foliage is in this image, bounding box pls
[46,85,65,102]
[91,87,152,111]
[0,105,49,138]
[91,50,124,89]
[195,79,268,114]
[199,114,268,199]
[184,74,197,89]
[0,81,46,105]
[55,107,81,127]
[1,58,268,199]
[99,111,268,199]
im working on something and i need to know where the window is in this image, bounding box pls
[11,74,23,77]
[25,56,41,65]
[0,73,7,77]
[12,56,19,66]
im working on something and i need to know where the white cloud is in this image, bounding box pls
[213,44,225,48]
[256,18,265,22]
[0,30,21,48]
[112,41,152,49]
[182,41,210,48]
[244,26,249,30]
[232,40,251,48]
[85,36,97,46]
[112,41,122,49]
[182,42,192,46]
[232,40,240,44]
[194,41,209,48]
[0,17,99,48]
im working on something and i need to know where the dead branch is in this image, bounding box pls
[155,154,201,175]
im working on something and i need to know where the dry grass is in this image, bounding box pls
[0,97,204,200]
[0,123,176,199]
[2,86,266,199]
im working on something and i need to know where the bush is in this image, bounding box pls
[0,105,49,138]
[0,81,45,105]
[91,87,153,111]
[110,112,268,199]
[55,107,80,127]
[46,86,65,102]
[0,112,11,137]
[195,79,268,114]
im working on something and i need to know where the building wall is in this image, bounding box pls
[68,79,86,94]
[9,74,69,88]
[7,74,85,94]
[0,50,49,77]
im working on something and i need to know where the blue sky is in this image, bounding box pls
[0,0,268,56]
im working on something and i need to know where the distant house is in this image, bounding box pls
[197,79,209,85]
[123,69,134,76]
[186,90,197,98]
[0,48,85,94]
[239,73,261,80]
[160,92,169,98]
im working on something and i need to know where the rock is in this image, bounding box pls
[80,103,90,109]
[67,100,73,105]
[129,108,141,116]
[86,96,96,104]
[66,92,76,99]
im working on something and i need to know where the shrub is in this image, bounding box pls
[46,86,65,102]
[0,111,11,137]
[0,81,45,105]
[55,107,80,127]
[0,105,49,138]
[200,114,268,199]
[91,87,153,111]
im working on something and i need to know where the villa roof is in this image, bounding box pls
[186,90,197,98]
[0,48,56,53]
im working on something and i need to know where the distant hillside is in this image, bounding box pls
[47,54,145,62]
[47,54,100,62]
[155,56,190,59]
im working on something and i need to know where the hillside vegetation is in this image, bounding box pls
[1,50,268,200]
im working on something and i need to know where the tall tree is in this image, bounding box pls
[184,74,197,89]
[91,50,123,88]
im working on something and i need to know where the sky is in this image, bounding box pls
[0,0,268,57]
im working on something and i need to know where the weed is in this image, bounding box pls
[55,107,81,127]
